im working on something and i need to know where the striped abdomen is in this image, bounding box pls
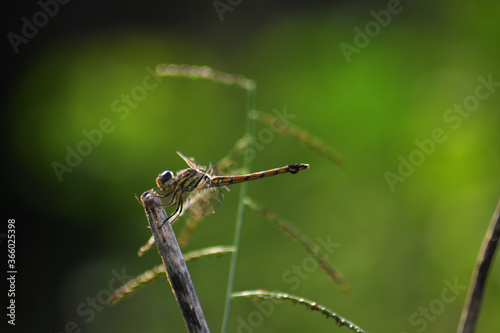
[211,163,309,187]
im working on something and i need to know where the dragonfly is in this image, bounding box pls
[153,152,309,225]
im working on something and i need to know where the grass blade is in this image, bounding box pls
[233,290,367,333]
[221,78,256,333]
[109,246,235,306]
[244,197,350,292]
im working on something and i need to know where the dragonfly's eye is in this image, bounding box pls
[158,171,173,185]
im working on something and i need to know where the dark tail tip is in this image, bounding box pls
[289,163,309,174]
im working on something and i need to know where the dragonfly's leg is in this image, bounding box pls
[160,193,184,228]
[167,193,177,206]
[156,190,177,207]
[153,187,173,198]
[171,194,184,221]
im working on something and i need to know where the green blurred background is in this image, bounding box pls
[3,1,500,332]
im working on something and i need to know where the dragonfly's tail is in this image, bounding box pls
[212,163,309,186]
[287,163,309,174]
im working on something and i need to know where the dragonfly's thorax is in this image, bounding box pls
[156,168,212,195]
[176,168,212,192]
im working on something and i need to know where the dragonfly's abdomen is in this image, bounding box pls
[212,163,309,186]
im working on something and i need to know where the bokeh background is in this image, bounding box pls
[2,1,500,332]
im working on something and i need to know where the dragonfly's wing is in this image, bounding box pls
[203,162,231,192]
[207,161,216,176]
[185,186,224,219]
[177,151,207,171]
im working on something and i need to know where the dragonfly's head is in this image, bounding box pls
[156,170,175,192]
